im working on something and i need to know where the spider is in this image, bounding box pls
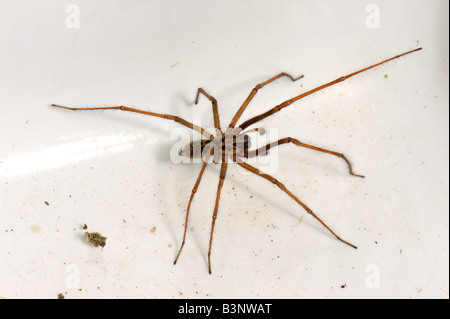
[52,47,422,274]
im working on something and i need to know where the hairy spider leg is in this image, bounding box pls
[245,137,364,178]
[195,88,221,131]
[207,160,228,274]
[238,161,357,249]
[237,48,422,131]
[51,104,214,140]
[229,72,304,128]
[173,147,213,265]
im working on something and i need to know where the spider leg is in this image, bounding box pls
[51,104,214,139]
[195,88,221,131]
[237,48,422,131]
[237,161,358,249]
[173,149,213,266]
[245,137,364,178]
[207,161,228,274]
[229,72,304,128]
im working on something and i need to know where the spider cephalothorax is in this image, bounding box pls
[52,47,421,274]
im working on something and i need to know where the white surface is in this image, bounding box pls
[0,0,448,299]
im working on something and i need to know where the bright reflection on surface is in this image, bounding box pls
[1,131,145,178]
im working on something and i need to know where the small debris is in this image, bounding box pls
[44,201,50,206]
[341,284,346,289]
[31,225,41,233]
[58,293,65,299]
[384,74,388,79]
[85,232,107,248]
[82,224,88,230]
[150,226,156,234]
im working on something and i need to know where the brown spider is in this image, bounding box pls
[52,47,422,274]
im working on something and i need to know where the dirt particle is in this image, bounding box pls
[31,225,41,233]
[84,232,107,248]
